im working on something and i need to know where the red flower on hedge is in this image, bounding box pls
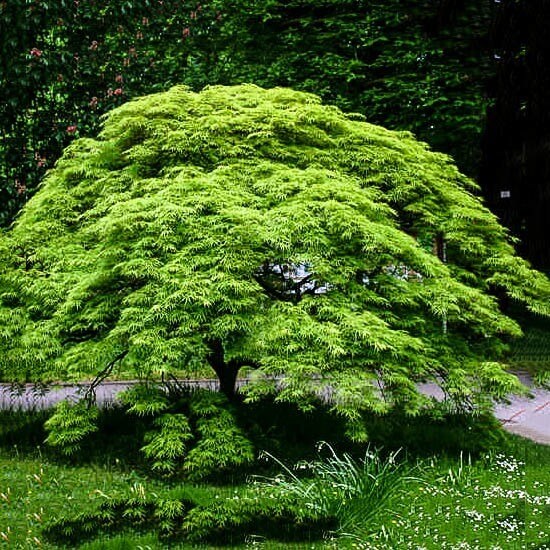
[15,179,27,195]
[30,48,42,57]
[66,125,77,134]
[113,88,123,96]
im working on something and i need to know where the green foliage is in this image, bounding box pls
[0,0,230,224]
[182,488,333,544]
[362,406,509,457]
[43,483,194,545]
[131,388,255,478]
[119,384,169,417]
[184,391,255,480]
[508,310,550,385]
[43,478,331,546]
[2,409,549,548]
[141,413,193,474]
[44,400,99,455]
[1,85,549,418]
[219,0,492,175]
[119,384,192,474]
[257,443,418,541]
[1,0,493,226]
[42,386,254,477]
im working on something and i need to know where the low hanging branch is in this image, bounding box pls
[83,350,128,407]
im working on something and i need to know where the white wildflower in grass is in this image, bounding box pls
[294,460,314,471]
[530,494,550,505]
[495,516,523,533]
[490,454,524,474]
[448,542,475,550]
[464,509,485,523]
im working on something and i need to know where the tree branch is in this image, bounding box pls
[293,272,315,289]
[84,350,128,406]
[254,273,289,301]
[227,358,262,371]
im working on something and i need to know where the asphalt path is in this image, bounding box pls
[1,374,548,445]
[417,374,550,445]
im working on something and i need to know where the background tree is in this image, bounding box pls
[480,0,550,270]
[0,0,229,225]
[0,0,491,222]
[2,1,548,267]
[1,85,548,421]
[221,0,493,177]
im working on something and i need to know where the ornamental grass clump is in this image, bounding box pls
[257,442,419,541]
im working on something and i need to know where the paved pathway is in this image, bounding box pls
[1,375,548,444]
[494,387,549,445]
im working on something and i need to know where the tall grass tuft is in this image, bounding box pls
[257,442,420,542]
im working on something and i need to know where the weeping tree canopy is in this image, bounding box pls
[1,84,549,418]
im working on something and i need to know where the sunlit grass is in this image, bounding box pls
[0,447,154,548]
[361,438,550,549]
[0,419,548,549]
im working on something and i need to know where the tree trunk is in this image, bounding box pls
[218,362,240,400]
[205,338,239,400]
[433,232,447,262]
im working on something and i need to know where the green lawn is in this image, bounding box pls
[0,411,548,549]
[0,445,328,549]
[368,439,550,548]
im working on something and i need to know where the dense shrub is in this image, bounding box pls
[3,85,548,413]
[45,387,254,479]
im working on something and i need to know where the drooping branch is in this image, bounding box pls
[83,350,128,406]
